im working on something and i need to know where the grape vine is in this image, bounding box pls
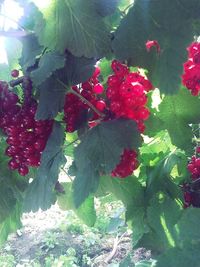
[0,0,200,266]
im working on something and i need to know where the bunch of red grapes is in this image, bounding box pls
[182,42,200,96]
[63,67,106,132]
[63,60,154,178]
[0,81,53,176]
[183,147,200,208]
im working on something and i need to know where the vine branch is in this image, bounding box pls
[56,78,105,118]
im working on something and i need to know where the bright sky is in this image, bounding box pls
[0,0,50,63]
[0,0,23,63]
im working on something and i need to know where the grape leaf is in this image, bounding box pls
[0,203,22,246]
[24,122,66,212]
[31,52,65,86]
[145,151,183,201]
[99,176,148,246]
[157,89,200,153]
[156,244,200,267]
[57,182,96,226]
[119,255,135,267]
[18,2,44,31]
[112,0,195,94]
[175,208,200,244]
[73,119,142,207]
[35,76,66,120]
[94,0,120,17]
[147,195,182,251]
[35,0,111,57]
[19,34,43,72]
[35,54,95,120]
[99,175,144,207]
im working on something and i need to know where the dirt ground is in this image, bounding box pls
[0,203,151,267]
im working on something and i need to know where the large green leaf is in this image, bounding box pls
[31,51,65,86]
[0,139,27,224]
[35,0,111,57]
[35,76,66,120]
[99,175,144,207]
[157,89,200,153]
[175,208,200,244]
[99,175,147,246]
[156,244,200,267]
[73,119,142,207]
[94,0,120,17]
[112,0,195,94]
[57,182,96,226]
[0,203,22,246]
[24,122,66,212]
[145,151,184,201]
[35,54,96,120]
[19,34,43,72]
[147,195,182,251]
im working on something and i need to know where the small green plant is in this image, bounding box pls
[0,254,16,267]
[42,232,59,251]
[44,248,78,267]
[66,224,84,235]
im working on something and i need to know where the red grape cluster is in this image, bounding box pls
[187,155,200,181]
[0,81,53,176]
[111,149,139,178]
[182,42,200,96]
[63,60,154,178]
[107,60,153,133]
[63,67,106,132]
[183,147,200,208]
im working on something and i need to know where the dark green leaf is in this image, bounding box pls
[36,0,111,57]
[19,34,43,71]
[24,122,66,212]
[57,182,96,226]
[0,203,22,246]
[147,195,182,250]
[35,54,95,120]
[157,89,200,153]
[18,2,44,31]
[73,162,99,208]
[56,53,96,86]
[146,152,183,201]
[35,76,66,120]
[119,254,135,267]
[73,119,141,207]
[99,175,147,246]
[156,244,200,267]
[94,0,120,17]
[31,52,65,86]
[75,119,141,174]
[175,208,200,244]
[112,0,194,94]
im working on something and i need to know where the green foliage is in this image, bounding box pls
[30,51,65,86]
[112,0,195,94]
[73,119,142,207]
[35,53,96,120]
[35,0,112,57]
[57,182,96,226]
[24,122,66,212]
[157,89,200,153]
[1,0,200,266]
